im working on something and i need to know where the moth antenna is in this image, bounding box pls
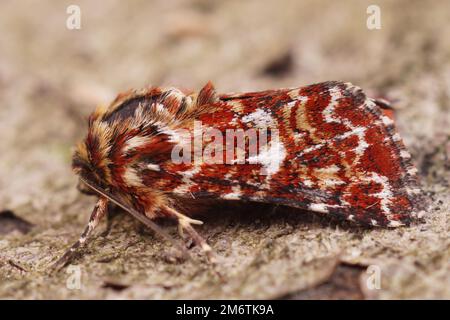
[50,197,108,272]
[79,177,189,260]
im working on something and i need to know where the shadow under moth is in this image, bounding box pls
[52,81,426,270]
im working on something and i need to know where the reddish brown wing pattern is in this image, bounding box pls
[160,81,426,227]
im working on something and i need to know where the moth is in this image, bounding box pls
[52,81,426,269]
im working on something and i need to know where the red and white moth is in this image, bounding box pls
[52,81,426,269]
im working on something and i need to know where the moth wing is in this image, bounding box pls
[158,82,425,227]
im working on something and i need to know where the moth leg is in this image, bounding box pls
[176,215,203,238]
[162,205,214,262]
[50,197,108,272]
[100,203,116,237]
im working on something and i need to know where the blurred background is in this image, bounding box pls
[0,0,449,299]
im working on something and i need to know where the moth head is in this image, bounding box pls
[72,139,111,192]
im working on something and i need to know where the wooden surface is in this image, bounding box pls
[0,0,449,299]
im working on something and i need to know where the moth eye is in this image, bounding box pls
[76,179,96,196]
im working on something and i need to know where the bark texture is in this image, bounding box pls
[0,0,449,299]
